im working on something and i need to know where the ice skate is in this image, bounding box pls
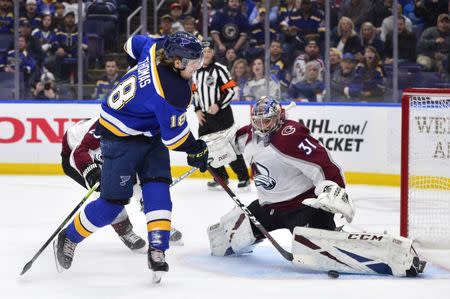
[118,230,146,252]
[207,179,228,191]
[237,179,251,191]
[112,218,146,252]
[53,228,77,272]
[148,247,169,284]
[169,228,184,246]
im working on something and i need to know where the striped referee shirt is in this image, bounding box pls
[192,61,236,112]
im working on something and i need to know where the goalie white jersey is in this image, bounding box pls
[235,120,345,209]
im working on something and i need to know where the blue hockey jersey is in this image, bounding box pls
[99,35,196,151]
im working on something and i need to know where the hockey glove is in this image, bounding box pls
[187,139,209,172]
[82,163,101,191]
[303,180,355,222]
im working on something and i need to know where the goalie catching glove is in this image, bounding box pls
[82,163,101,191]
[303,180,355,222]
[186,139,209,172]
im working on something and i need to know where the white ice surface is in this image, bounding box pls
[2,176,450,299]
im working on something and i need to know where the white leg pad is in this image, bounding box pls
[292,227,419,277]
[207,207,257,256]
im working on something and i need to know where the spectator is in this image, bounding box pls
[379,3,413,42]
[169,2,184,32]
[62,0,86,24]
[243,57,280,101]
[0,0,13,34]
[32,71,60,99]
[340,0,372,29]
[331,17,363,55]
[329,47,342,75]
[414,0,448,29]
[246,7,278,60]
[54,11,88,81]
[288,61,324,102]
[370,0,394,28]
[276,0,300,25]
[20,0,41,30]
[385,16,417,64]
[359,22,384,60]
[291,39,324,84]
[158,14,174,36]
[354,46,385,102]
[224,47,237,70]
[210,0,249,61]
[93,59,120,101]
[331,53,358,101]
[314,0,339,29]
[182,16,203,40]
[178,0,197,19]
[230,58,249,100]
[269,39,290,92]
[19,19,44,68]
[281,0,324,61]
[2,35,37,91]
[417,13,450,72]
[53,2,65,30]
[32,13,57,67]
[38,0,57,15]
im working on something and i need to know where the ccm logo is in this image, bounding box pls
[348,234,383,241]
[0,117,84,143]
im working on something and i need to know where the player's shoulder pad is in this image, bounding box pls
[157,65,192,109]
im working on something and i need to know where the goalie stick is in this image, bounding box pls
[20,182,100,276]
[208,166,294,261]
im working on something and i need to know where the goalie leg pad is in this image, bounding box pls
[291,227,424,277]
[207,207,257,256]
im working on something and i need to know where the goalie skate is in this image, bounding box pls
[53,228,77,272]
[148,247,168,284]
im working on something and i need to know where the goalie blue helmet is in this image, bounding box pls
[251,96,284,137]
[163,31,203,60]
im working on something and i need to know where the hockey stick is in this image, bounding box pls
[20,182,100,276]
[208,167,294,261]
[171,167,198,187]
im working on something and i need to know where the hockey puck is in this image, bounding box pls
[328,270,340,278]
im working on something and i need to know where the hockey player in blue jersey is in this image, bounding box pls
[53,31,209,283]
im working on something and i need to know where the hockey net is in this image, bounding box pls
[401,88,450,248]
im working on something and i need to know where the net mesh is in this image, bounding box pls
[408,94,450,247]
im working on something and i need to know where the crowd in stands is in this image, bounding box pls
[1,0,450,102]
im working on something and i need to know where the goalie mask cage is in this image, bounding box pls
[401,88,450,248]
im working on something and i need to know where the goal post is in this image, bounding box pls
[401,88,450,248]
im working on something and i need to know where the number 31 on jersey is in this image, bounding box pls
[299,138,317,155]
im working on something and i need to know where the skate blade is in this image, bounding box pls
[169,239,184,246]
[52,239,64,273]
[236,185,251,192]
[152,271,165,284]
[136,245,148,254]
[207,186,224,191]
